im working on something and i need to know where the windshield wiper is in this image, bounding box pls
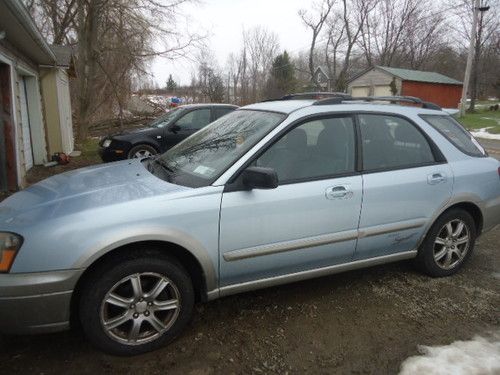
[154,158,174,173]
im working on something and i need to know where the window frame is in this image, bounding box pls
[226,113,361,189]
[225,111,448,192]
[419,114,487,158]
[355,112,447,174]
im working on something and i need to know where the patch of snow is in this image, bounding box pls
[470,127,500,140]
[399,334,500,375]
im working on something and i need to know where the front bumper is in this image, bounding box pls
[99,146,127,162]
[0,269,84,334]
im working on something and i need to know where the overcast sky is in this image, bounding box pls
[151,0,312,86]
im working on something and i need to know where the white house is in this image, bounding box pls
[0,0,74,191]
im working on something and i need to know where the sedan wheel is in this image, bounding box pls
[127,144,158,159]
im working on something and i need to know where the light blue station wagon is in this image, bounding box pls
[1,94,499,355]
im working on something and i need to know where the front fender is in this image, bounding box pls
[74,226,218,293]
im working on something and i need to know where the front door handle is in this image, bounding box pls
[325,185,353,200]
[427,172,447,185]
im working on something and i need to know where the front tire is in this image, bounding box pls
[79,253,194,356]
[127,144,158,159]
[416,209,476,277]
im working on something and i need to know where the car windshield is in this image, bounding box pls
[149,107,185,128]
[154,110,285,187]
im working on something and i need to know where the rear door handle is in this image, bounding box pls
[325,185,353,200]
[427,172,447,185]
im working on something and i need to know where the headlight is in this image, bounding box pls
[102,139,112,148]
[0,232,22,273]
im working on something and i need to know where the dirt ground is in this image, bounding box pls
[0,140,499,374]
[0,227,498,375]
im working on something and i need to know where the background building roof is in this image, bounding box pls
[376,66,463,85]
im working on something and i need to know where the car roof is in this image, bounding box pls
[242,100,447,116]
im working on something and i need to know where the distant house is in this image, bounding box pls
[314,66,331,91]
[0,0,74,191]
[348,66,463,108]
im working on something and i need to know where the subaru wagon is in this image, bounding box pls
[0,94,499,355]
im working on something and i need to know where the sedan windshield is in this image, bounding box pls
[149,107,185,128]
[155,110,285,187]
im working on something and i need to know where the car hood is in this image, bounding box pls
[0,160,188,228]
[110,126,158,138]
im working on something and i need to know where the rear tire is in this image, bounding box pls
[416,209,476,277]
[127,144,158,159]
[79,252,194,356]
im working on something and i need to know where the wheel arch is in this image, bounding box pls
[420,200,484,248]
[70,238,217,328]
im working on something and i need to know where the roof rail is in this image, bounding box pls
[280,92,352,100]
[311,97,347,105]
[313,95,442,110]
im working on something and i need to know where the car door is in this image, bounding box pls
[219,114,363,287]
[164,108,212,149]
[354,113,453,260]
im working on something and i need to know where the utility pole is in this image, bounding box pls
[459,0,480,117]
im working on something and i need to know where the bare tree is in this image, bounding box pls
[324,0,376,91]
[243,26,280,102]
[26,0,205,143]
[300,0,335,89]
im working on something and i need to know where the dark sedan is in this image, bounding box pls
[99,104,238,162]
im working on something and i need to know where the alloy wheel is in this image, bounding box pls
[433,219,470,270]
[133,149,153,158]
[100,272,181,345]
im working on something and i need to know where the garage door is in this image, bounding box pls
[351,86,370,97]
[374,85,392,96]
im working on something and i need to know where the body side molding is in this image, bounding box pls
[217,250,418,298]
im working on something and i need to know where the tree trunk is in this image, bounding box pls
[75,0,99,144]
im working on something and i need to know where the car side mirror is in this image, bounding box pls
[170,124,181,133]
[241,166,278,190]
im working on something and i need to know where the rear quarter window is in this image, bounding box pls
[420,115,486,157]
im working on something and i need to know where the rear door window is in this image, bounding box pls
[359,114,436,171]
[420,115,486,157]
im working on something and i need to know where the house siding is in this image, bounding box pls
[348,68,402,96]
[401,81,462,108]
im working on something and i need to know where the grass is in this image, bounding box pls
[459,107,500,134]
[78,137,101,163]
[25,137,102,185]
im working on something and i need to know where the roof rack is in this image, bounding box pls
[280,92,352,100]
[312,95,442,110]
